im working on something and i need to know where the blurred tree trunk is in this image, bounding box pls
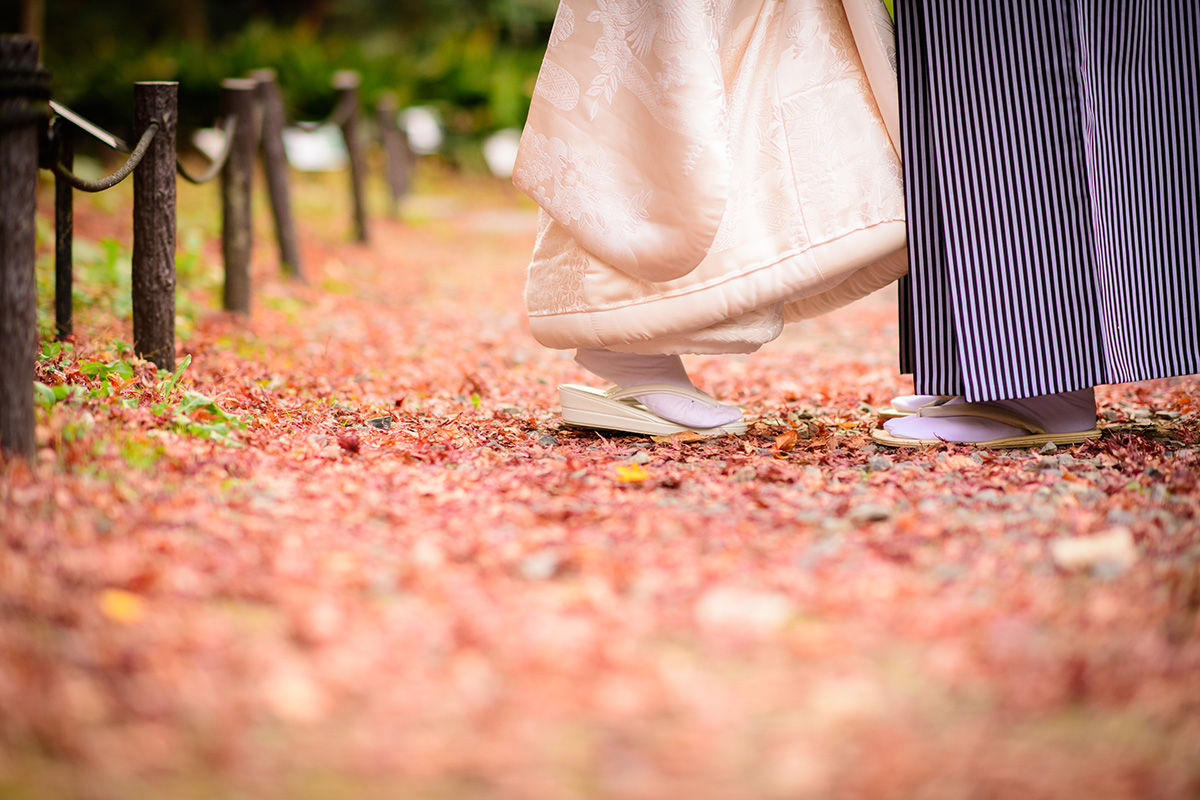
[174,0,210,43]
[302,0,331,29]
[21,0,44,42]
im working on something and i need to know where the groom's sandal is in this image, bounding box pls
[871,401,1101,449]
[878,394,957,419]
[559,383,747,437]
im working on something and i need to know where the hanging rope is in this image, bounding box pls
[294,92,355,132]
[176,115,238,185]
[53,119,161,193]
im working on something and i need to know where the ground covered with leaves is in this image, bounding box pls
[2,168,1199,800]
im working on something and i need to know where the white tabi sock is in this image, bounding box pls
[888,394,951,413]
[882,388,1097,443]
[574,349,744,430]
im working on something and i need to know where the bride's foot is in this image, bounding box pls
[882,388,1097,443]
[574,348,744,429]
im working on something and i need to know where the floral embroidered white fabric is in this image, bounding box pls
[515,0,907,355]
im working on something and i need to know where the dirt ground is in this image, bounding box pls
[2,165,1198,799]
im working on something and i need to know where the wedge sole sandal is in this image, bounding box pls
[559,383,747,437]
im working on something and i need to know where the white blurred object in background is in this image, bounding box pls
[482,128,523,178]
[399,106,444,155]
[281,124,349,172]
[192,128,226,161]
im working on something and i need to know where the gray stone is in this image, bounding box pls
[917,498,940,515]
[867,455,893,472]
[538,434,559,447]
[848,503,892,524]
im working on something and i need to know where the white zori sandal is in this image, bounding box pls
[871,401,1101,449]
[878,394,957,419]
[559,384,748,437]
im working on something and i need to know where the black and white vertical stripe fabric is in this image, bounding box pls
[896,0,1200,402]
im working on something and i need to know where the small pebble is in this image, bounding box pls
[366,416,393,430]
[849,503,892,524]
[917,498,940,514]
[867,455,893,472]
[538,434,559,447]
[519,549,561,580]
[1050,528,1137,575]
[630,450,651,465]
[1039,441,1058,454]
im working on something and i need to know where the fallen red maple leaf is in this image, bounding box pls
[336,430,361,454]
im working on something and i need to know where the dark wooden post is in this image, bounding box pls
[53,118,74,341]
[221,78,259,314]
[131,81,178,371]
[0,35,42,460]
[249,69,302,279]
[332,70,368,243]
[376,91,412,219]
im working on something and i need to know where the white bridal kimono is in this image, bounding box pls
[515,0,905,354]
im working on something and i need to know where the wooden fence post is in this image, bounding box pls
[376,91,412,219]
[332,70,369,243]
[249,69,302,279]
[53,118,74,341]
[221,78,259,314]
[0,35,42,460]
[131,81,178,371]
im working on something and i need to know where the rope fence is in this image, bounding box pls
[53,118,160,192]
[0,32,417,460]
[175,115,236,185]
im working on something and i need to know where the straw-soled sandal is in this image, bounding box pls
[871,401,1101,449]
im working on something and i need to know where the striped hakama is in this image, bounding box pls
[896,1,1200,402]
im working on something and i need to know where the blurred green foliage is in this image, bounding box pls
[6,0,557,148]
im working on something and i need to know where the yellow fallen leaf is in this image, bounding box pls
[941,455,977,471]
[615,463,649,482]
[775,429,798,452]
[100,589,144,624]
[650,431,706,444]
